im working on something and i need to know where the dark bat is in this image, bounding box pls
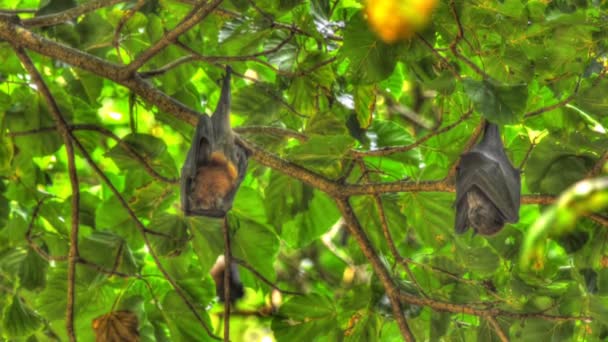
[181,66,249,217]
[454,122,521,235]
[210,256,244,304]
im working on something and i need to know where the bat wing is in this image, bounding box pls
[180,115,214,215]
[474,145,521,223]
[456,151,519,223]
[454,192,470,234]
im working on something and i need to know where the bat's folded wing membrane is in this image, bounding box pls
[457,152,519,223]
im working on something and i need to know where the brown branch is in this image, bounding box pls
[22,0,127,27]
[222,217,231,342]
[173,29,296,64]
[13,46,81,342]
[589,214,608,227]
[235,137,339,195]
[485,316,509,342]
[447,0,491,79]
[399,291,590,323]
[70,140,220,339]
[232,258,303,296]
[121,0,223,77]
[0,17,336,196]
[77,258,132,278]
[587,151,608,178]
[25,198,68,262]
[138,55,197,77]
[234,126,308,142]
[355,159,427,297]
[519,138,538,170]
[352,109,472,157]
[415,33,461,80]
[4,46,220,337]
[335,198,415,342]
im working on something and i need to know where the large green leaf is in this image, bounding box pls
[463,79,528,124]
[341,12,399,84]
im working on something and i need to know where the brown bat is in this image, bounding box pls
[181,66,249,217]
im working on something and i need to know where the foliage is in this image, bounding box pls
[0,0,606,341]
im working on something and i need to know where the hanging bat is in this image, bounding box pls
[454,121,521,235]
[210,256,244,304]
[181,66,249,217]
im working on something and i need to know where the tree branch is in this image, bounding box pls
[120,0,223,76]
[22,0,126,27]
[222,217,231,342]
[335,198,415,342]
[13,46,81,342]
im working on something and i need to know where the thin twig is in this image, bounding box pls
[6,57,220,338]
[335,198,415,342]
[121,0,223,77]
[352,109,473,157]
[232,258,303,296]
[235,126,308,142]
[23,0,127,27]
[355,159,427,298]
[587,151,608,178]
[112,0,146,64]
[8,123,178,184]
[486,316,509,342]
[524,68,606,118]
[13,46,81,342]
[399,291,590,322]
[222,217,232,342]
[448,0,491,79]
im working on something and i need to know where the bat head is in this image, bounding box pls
[465,188,505,235]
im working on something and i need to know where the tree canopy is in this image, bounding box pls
[0,0,607,341]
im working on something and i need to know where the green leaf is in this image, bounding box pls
[287,135,354,176]
[341,12,398,84]
[232,216,280,284]
[18,247,48,291]
[457,246,501,277]
[282,190,340,248]
[105,133,178,179]
[188,217,224,273]
[162,291,214,342]
[402,192,454,248]
[272,294,338,341]
[148,213,190,257]
[2,295,42,338]
[525,134,600,194]
[79,231,139,276]
[463,79,528,124]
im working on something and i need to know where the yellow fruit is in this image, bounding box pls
[365,0,438,43]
